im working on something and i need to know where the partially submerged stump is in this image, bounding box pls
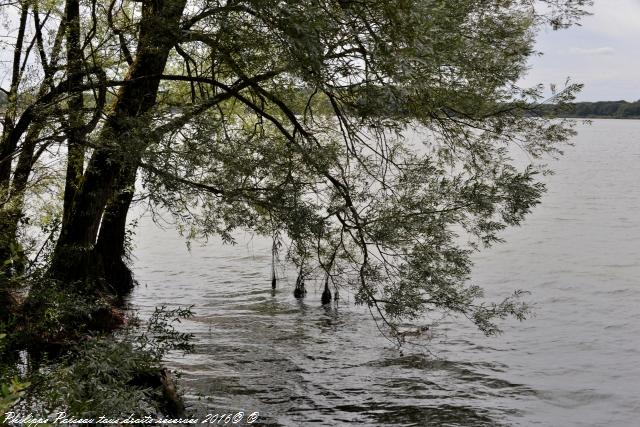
[130,368,186,418]
[293,272,306,298]
[160,368,186,418]
[321,276,332,305]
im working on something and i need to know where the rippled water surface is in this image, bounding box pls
[131,120,640,426]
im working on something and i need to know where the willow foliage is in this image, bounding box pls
[0,0,591,340]
[137,0,588,337]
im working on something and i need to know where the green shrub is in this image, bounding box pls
[5,306,193,418]
[0,334,29,416]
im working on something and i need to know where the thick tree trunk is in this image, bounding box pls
[49,0,187,291]
[61,0,86,229]
[95,165,137,296]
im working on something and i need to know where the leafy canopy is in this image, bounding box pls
[134,0,586,338]
[0,0,590,340]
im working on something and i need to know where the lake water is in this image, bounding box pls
[131,120,640,426]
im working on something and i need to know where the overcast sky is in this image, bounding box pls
[1,1,638,102]
[522,0,640,102]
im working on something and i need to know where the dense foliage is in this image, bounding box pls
[3,304,193,418]
[0,0,590,416]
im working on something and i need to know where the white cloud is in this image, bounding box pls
[521,1,640,101]
[566,47,615,55]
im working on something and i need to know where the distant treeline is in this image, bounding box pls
[2,93,639,119]
[538,100,640,119]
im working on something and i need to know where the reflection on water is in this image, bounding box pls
[131,120,640,426]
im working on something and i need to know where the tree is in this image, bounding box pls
[0,0,591,340]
